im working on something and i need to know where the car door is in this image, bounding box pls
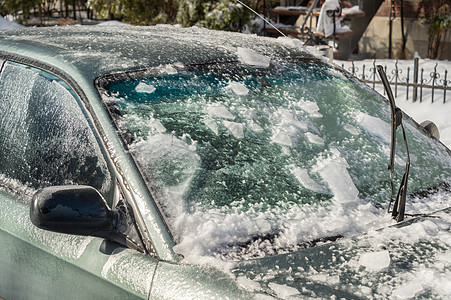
[0,60,158,299]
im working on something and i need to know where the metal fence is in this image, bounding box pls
[340,58,451,103]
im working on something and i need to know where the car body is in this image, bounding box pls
[0,25,450,299]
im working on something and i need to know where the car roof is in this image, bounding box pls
[0,25,307,82]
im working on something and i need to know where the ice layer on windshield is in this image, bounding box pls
[103,59,451,260]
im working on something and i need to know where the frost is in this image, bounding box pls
[236,47,271,68]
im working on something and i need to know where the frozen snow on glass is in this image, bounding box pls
[0,62,112,197]
[102,59,451,259]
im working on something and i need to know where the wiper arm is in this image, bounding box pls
[377,65,411,222]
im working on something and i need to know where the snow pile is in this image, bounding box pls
[339,58,451,148]
[0,15,23,30]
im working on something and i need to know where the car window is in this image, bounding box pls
[99,60,451,259]
[0,62,113,202]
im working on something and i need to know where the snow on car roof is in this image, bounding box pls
[0,25,308,82]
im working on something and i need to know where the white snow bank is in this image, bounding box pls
[96,20,129,26]
[0,15,24,30]
[338,58,451,148]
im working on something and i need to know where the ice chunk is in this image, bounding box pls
[135,82,156,94]
[271,129,292,147]
[131,134,200,216]
[290,166,324,193]
[237,47,271,68]
[310,274,340,285]
[305,132,325,145]
[314,149,359,203]
[391,281,423,299]
[228,81,249,95]
[343,124,360,135]
[206,103,235,120]
[236,276,262,292]
[223,120,244,139]
[149,119,166,133]
[359,250,390,272]
[354,111,390,143]
[268,282,299,298]
[204,116,219,135]
[275,108,308,130]
[163,65,177,74]
[297,100,322,118]
[248,120,264,132]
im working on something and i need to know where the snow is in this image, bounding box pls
[0,22,449,299]
[338,58,451,149]
[342,6,364,15]
[96,20,129,26]
[0,15,23,30]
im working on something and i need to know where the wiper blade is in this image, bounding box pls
[377,65,411,222]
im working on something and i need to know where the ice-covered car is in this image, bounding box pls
[0,25,450,299]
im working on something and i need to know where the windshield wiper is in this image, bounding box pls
[377,65,411,222]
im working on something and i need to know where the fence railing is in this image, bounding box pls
[340,58,451,103]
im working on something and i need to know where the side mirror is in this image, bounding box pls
[31,185,117,236]
[30,185,144,252]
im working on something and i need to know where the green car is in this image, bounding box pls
[0,26,450,299]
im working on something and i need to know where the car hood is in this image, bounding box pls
[231,207,451,299]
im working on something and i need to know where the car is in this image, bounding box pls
[0,25,450,299]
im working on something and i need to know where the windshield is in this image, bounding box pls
[99,58,451,260]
